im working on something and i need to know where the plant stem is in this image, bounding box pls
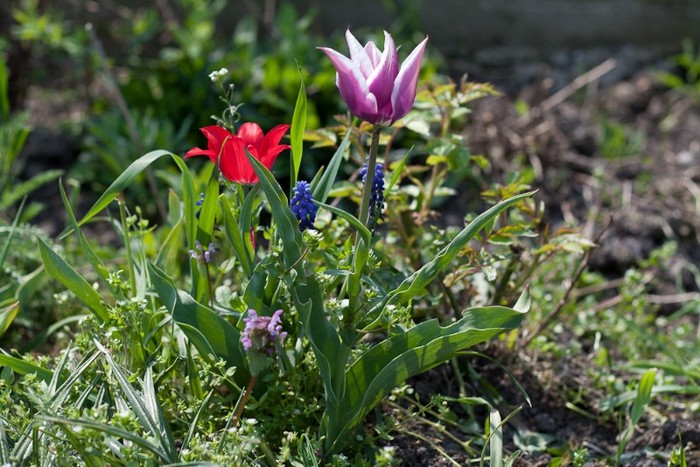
[204,264,214,309]
[231,374,257,429]
[118,195,137,295]
[357,126,382,228]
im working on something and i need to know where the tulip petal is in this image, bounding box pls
[261,145,291,170]
[319,46,378,122]
[364,41,382,67]
[217,137,243,183]
[185,126,234,163]
[184,146,215,162]
[260,124,291,166]
[236,122,264,147]
[367,31,399,118]
[222,137,258,184]
[344,29,374,78]
[390,36,428,123]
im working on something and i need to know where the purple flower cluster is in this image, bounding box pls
[289,180,317,231]
[360,160,385,230]
[241,309,287,355]
[189,240,216,264]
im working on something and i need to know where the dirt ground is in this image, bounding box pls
[384,55,700,465]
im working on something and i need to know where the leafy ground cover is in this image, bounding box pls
[1,2,699,466]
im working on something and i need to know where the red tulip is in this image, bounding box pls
[185,123,291,184]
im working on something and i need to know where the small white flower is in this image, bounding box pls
[208,67,229,82]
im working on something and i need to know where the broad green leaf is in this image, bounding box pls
[242,259,268,314]
[325,304,527,454]
[221,195,253,278]
[37,238,109,322]
[291,66,307,186]
[172,154,198,251]
[247,152,345,413]
[0,354,53,382]
[238,184,260,266]
[311,126,352,204]
[245,151,303,263]
[366,191,535,324]
[78,150,174,227]
[149,263,250,385]
[196,171,220,245]
[0,301,18,337]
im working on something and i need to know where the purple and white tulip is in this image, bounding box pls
[319,29,428,126]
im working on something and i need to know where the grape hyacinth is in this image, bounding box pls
[360,160,385,230]
[241,309,287,355]
[289,180,317,231]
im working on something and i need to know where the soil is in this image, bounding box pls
[380,55,700,465]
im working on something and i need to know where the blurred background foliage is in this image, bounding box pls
[2,0,440,219]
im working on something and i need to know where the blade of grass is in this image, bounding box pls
[290,64,307,187]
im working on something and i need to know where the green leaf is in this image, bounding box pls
[0,169,63,211]
[311,126,352,204]
[616,368,657,463]
[196,171,220,245]
[0,196,26,271]
[0,301,18,338]
[489,409,504,467]
[325,304,528,454]
[37,238,110,322]
[247,151,345,422]
[221,194,253,278]
[0,416,9,466]
[630,368,656,424]
[291,65,307,186]
[366,191,535,324]
[59,180,111,285]
[238,184,260,269]
[0,354,53,383]
[39,415,172,464]
[314,200,370,246]
[149,263,250,385]
[155,216,185,274]
[384,146,413,197]
[94,341,177,462]
[0,56,9,118]
[78,150,175,228]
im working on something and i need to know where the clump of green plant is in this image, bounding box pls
[658,38,700,99]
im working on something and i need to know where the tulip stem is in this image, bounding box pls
[358,126,382,229]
